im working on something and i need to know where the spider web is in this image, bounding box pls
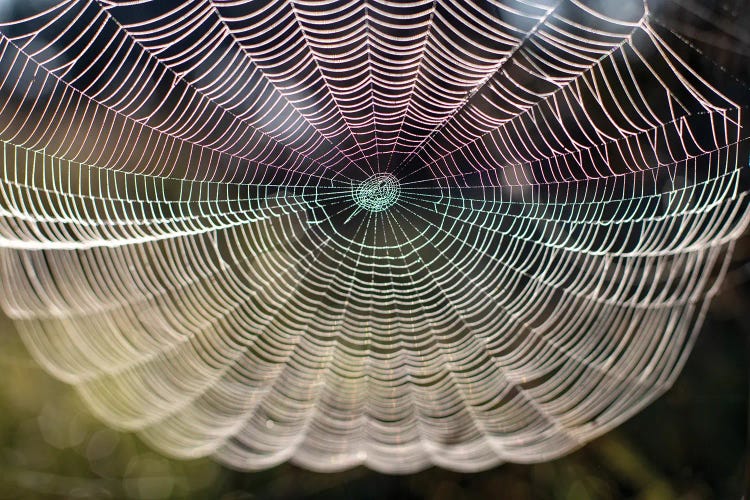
[0,0,748,473]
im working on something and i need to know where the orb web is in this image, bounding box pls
[0,0,748,474]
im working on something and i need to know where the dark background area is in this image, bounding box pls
[1,0,750,498]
